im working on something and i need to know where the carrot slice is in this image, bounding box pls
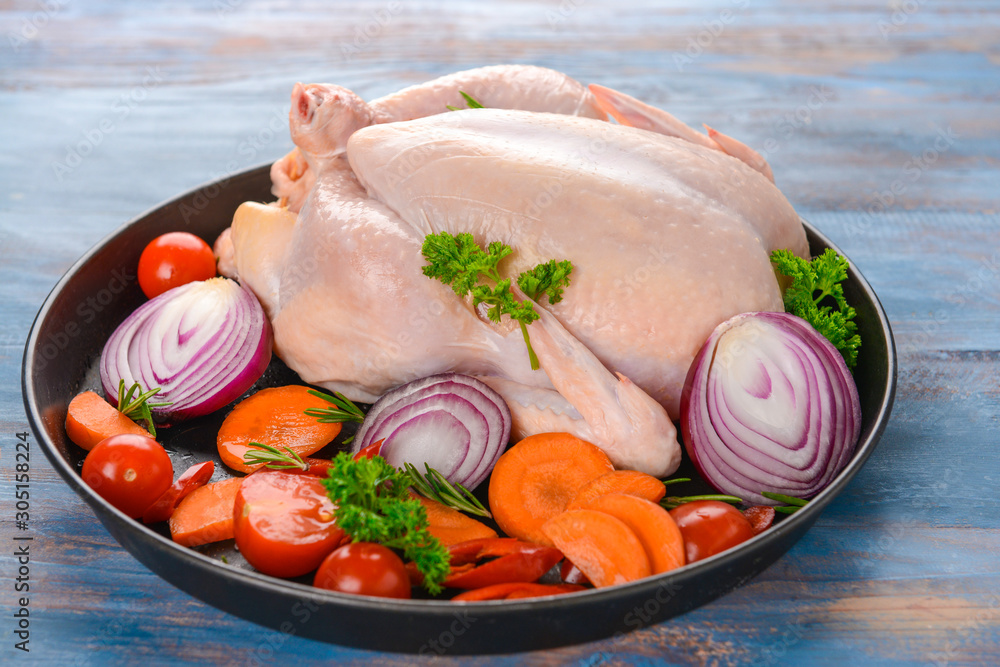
[583,493,685,574]
[65,391,151,451]
[413,494,498,547]
[566,470,667,510]
[450,582,586,602]
[169,477,242,547]
[217,386,342,473]
[488,433,614,546]
[541,509,651,588]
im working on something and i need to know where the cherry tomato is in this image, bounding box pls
[314,542,412,599]
[668,500,756,564]
[137,231,216,299]
[82,434,174,518]
[233,470,344,579]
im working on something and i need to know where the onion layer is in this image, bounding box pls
[100,277,272,421]
[681,312,861,506]
[351,373,511,490]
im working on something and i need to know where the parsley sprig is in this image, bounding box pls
[771,248,861,369]
[116,379,169,438]
[421,231,572,370]
[322,453,451,594]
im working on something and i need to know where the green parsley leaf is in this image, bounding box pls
[321,453,450,594]
[422,231,572,371]
[771,248,861,369]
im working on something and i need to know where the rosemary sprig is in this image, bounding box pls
[446,91,485,111]
[303,389,366,425]
[403,462,492,519]
[761,492,810,514]
[660,493,744,510]
[657,477,744,509]
[242,442,308,471]
[116,379,169,438]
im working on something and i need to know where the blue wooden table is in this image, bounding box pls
[3,1,999,664]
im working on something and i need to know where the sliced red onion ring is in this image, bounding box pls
[100,277,272,421]
[352,373,511,490]
[681,312,861,506]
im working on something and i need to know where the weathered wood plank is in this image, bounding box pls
[2,0,999,664]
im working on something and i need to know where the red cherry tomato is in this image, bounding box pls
[314,542,411,599]
[668,500,756,564]
[82,434,174,518]
[137,231,216,299]
[233,470,344,579]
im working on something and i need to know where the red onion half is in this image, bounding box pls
[681,312,861,506]
[351,373,511,490]
[100,277,272,421]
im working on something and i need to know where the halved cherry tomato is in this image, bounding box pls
[668,500,756,564]
[142,460,215,524]
[442,537,563,589]
[233,470,344,578]
[81,434,173,518]
[314,542,411,599]
[137,231,216,299]
[451,582,585,602]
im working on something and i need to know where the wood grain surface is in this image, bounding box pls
[2,0,998,664]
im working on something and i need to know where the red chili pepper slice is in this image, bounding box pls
[742,505,776,535]
[451,582,586,602]
[142,460,215,524]
[442,537,564,589]
[353,439,384,461]
[559,558,591,586]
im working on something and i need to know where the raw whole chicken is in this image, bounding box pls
[216,65,808,478]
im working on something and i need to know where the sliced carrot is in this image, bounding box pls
[65,391,151,451]
[450,582,586,602]
[541,509,650,588]
[169,477,242,547]
[217,386,342,473]
[488,433,614,546]
[566,470,667,510]
[413,493,498,547]
[583,493,685,574]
